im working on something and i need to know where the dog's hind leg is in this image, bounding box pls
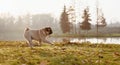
[38,40,42,46]
[27,38,34,48]
[29,41,34,48]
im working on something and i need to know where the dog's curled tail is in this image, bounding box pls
[25,28,29,31]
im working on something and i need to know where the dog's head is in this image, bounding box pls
[44,27,53,35]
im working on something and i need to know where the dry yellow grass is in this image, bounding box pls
[0,41,120,65]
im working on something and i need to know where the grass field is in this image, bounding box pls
[0,41,120,65]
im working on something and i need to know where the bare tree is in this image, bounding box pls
[67,6,76,34]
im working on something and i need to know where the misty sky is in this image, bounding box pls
[0,0,120,24]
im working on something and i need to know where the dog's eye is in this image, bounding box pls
[48,29,50,31]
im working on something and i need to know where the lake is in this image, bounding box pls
[0,34,120,44]
[49,37,120,44]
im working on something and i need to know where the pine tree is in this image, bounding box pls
[80,7,91,31]
[60,6,70,33]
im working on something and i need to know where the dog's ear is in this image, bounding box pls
[25,28,29,31]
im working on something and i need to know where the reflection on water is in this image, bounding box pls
[50,37,120,44]
[0,34,120,44]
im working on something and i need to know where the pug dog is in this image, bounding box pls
[24,27,53,48]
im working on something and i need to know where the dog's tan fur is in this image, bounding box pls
[24,27,53,48]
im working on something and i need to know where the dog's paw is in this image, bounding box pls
[50,43,54,45]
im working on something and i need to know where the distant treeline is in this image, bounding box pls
[0,13,61,34]
[0,13,120,40]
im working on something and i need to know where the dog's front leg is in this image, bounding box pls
[42,39,53,45]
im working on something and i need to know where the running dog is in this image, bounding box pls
[24,27,53,48]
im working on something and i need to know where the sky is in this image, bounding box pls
[0,0,120,24]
